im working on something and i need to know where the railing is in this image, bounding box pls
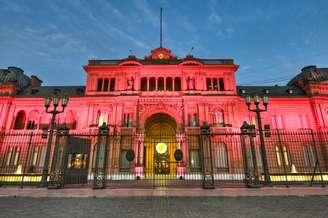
[0,128,327,188]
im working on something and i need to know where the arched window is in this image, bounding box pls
[219,78,225,91]
[13,111,26,129]
[276,145,290,166]
[216,143,228,168]
[212,110,224,127]
[174,77,181,91]
[141,77,147,91]
[303,145,316,167]
[149,77,156,91]
[27,110,39,130]
[103,78,109,91]
[97,78,103,92]
[110,78,115,91]
[158,77,164,91]
[166,77,172,91]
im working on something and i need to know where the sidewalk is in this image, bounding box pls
[0,186,328,197]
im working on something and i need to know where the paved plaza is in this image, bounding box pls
[0,195,328,218]
[0,187,328,217]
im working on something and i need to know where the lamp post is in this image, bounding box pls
[245,95,271,186]
[41,96,69,187]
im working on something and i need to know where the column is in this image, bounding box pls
[155,77,158,91]
[147,77,149,91]
[164,77,166,91]
[176,133,186,178]
[135,132,144,179]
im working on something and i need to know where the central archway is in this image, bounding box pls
[144,113,177,177]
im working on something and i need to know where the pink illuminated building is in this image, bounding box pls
[1,48,328,135]
[0,47,328,187]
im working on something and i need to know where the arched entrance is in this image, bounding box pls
[144,113,177,177]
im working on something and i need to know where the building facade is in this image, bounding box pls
[0,47,328,188]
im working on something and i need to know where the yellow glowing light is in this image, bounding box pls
[156,142,167,154]
[158,53,164,59]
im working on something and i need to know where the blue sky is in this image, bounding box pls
[0,0,328,86]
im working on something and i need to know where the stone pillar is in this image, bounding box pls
[93,123,109,189]
[176,133,186,178]
[200,123,215,189]
[135,132,144,179]
[147,77,149,91]
[48,126,69,189]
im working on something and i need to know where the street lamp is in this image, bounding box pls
[41,96,69,187]
[245,95,271,186]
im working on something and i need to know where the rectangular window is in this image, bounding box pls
[206,78,212,90]
[189,149,200,169]
[31,146,46,167]
[276,146,290,167]
[97,78,103,92]
[5,146,21,167]
[5,147,13,166]
[32,146,39,166]
[158,77,164,91]
[166,77,172,91]
[123,113,131,127]
[192,113,198,127]
[141,77,148,91]
[39,147,46,167]
[219,78,225,91]
[13,147,20,166]
[149,77,156,91]
[110,78,115,91]
[215,143,228,168]
[213,78,218,91]
[174,77,181,91]
[103,78,109,91]
[98,114,108,127]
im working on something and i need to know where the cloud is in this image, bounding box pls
[209,12,222,24]
[108,25,151,50]
[180,19,196,32]
[0,1,32,13]
[133,0,158,27]
[216,27,235,40]
[48,1,150,51]
[241,65,251,71]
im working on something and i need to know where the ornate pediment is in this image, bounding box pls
[144,47,177,60]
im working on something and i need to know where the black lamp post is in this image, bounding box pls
[245,95,271,186]
[41,96,69,187]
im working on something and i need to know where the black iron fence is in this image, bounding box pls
[0,126,327,188]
